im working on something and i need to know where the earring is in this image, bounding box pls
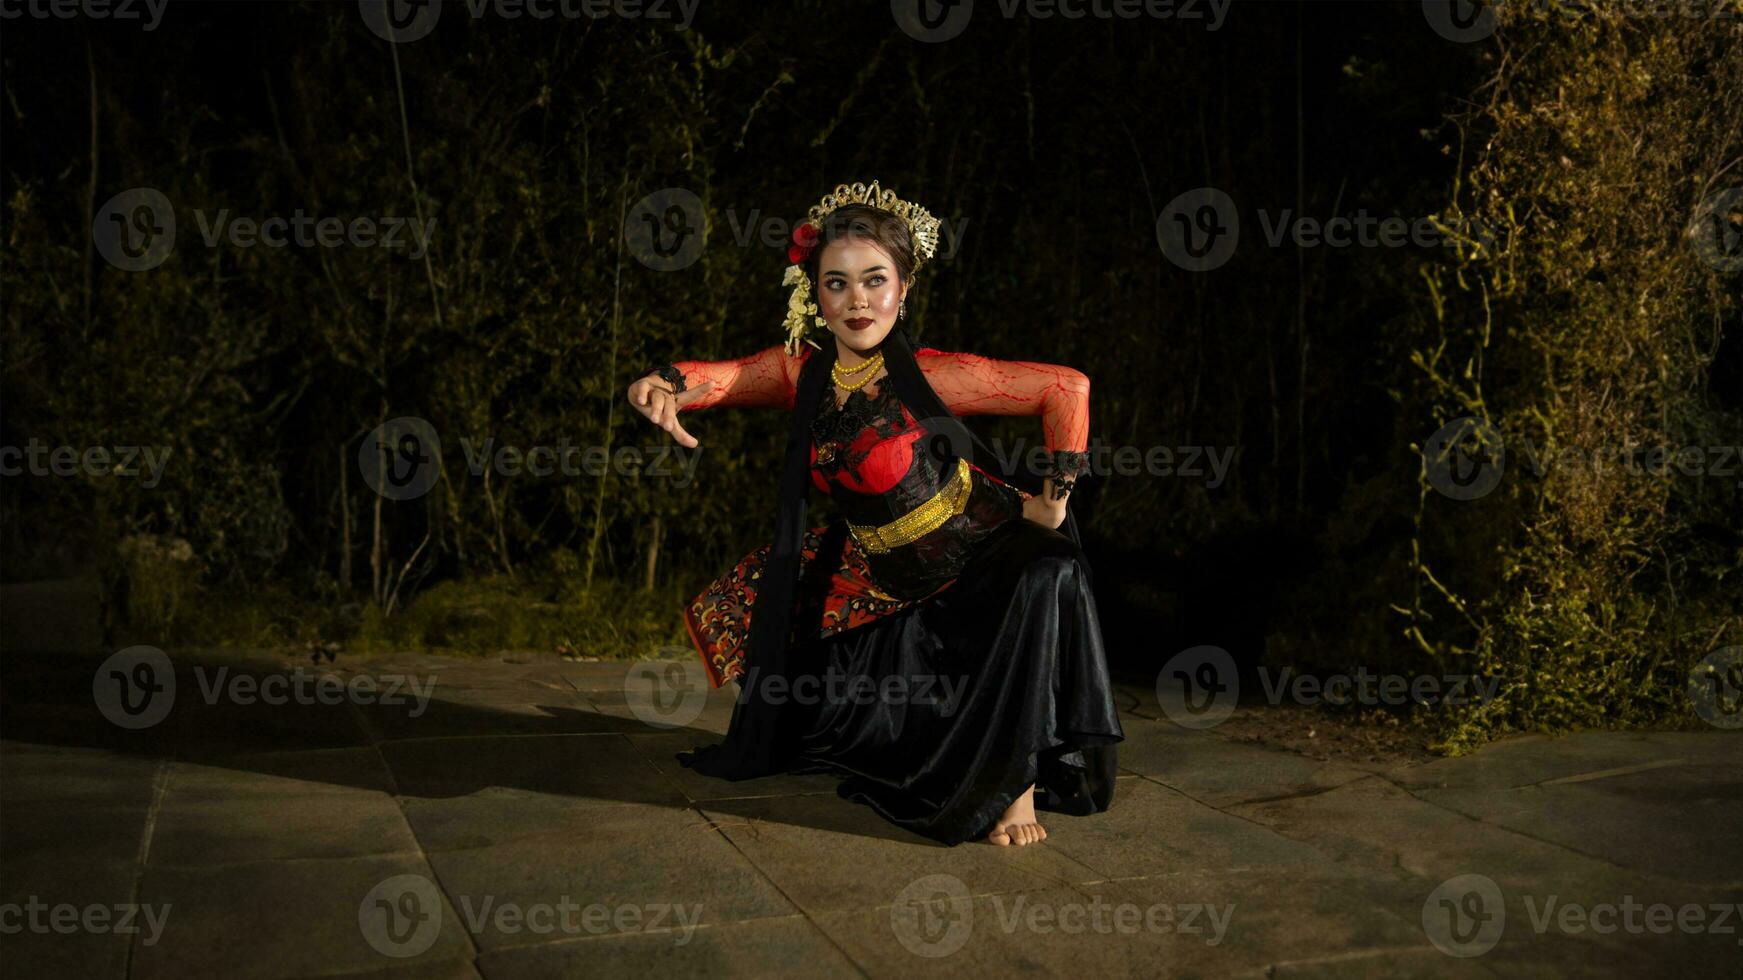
[899,300,907,320]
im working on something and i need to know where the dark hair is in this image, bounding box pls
[805,203,916,304]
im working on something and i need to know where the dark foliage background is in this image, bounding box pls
[3,0,1738,751]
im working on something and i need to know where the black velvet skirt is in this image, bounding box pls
[726,516,1126,845]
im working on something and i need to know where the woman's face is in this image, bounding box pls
[815,234,908,356]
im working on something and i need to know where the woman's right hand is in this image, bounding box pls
[627,374,716,449]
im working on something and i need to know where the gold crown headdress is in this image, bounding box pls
[781,180,942,356]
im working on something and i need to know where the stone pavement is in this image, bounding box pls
[0,645,1738,978]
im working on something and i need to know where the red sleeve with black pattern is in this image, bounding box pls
[669,344,810,411]
[914,347,1090,452]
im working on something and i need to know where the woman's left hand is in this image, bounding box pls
[1022,493,1067,530]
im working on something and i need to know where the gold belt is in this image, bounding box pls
[848,457,973,556]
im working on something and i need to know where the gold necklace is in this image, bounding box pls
[832,352,884,393]
[835,350,882,376]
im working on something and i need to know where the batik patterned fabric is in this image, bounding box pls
[684,523,927,688]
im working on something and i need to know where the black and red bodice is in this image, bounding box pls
[809,381,1025,601]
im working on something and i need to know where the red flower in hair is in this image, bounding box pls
[788,221,820,266]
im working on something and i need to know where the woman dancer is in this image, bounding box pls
[626,181,1123,846]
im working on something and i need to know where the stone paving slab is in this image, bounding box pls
[424,800,800,953]
[1,649,1738,978]
[147,757,421,867]
[806,866,1434,979]
[0,854,140,979]
[1042,774,1346,881]
[473,915,862,979]
[1117,716,1376,808]
[132,853,477,978]
[376,733,688,808]
[1413,760,1741,888]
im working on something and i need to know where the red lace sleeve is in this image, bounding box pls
[669,344,809,411]
[916,347,1090,452]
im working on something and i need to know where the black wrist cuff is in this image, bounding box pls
[648,364,687,394]
[1042,450,1089,500]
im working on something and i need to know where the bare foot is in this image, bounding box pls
[986,784,1047,846]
